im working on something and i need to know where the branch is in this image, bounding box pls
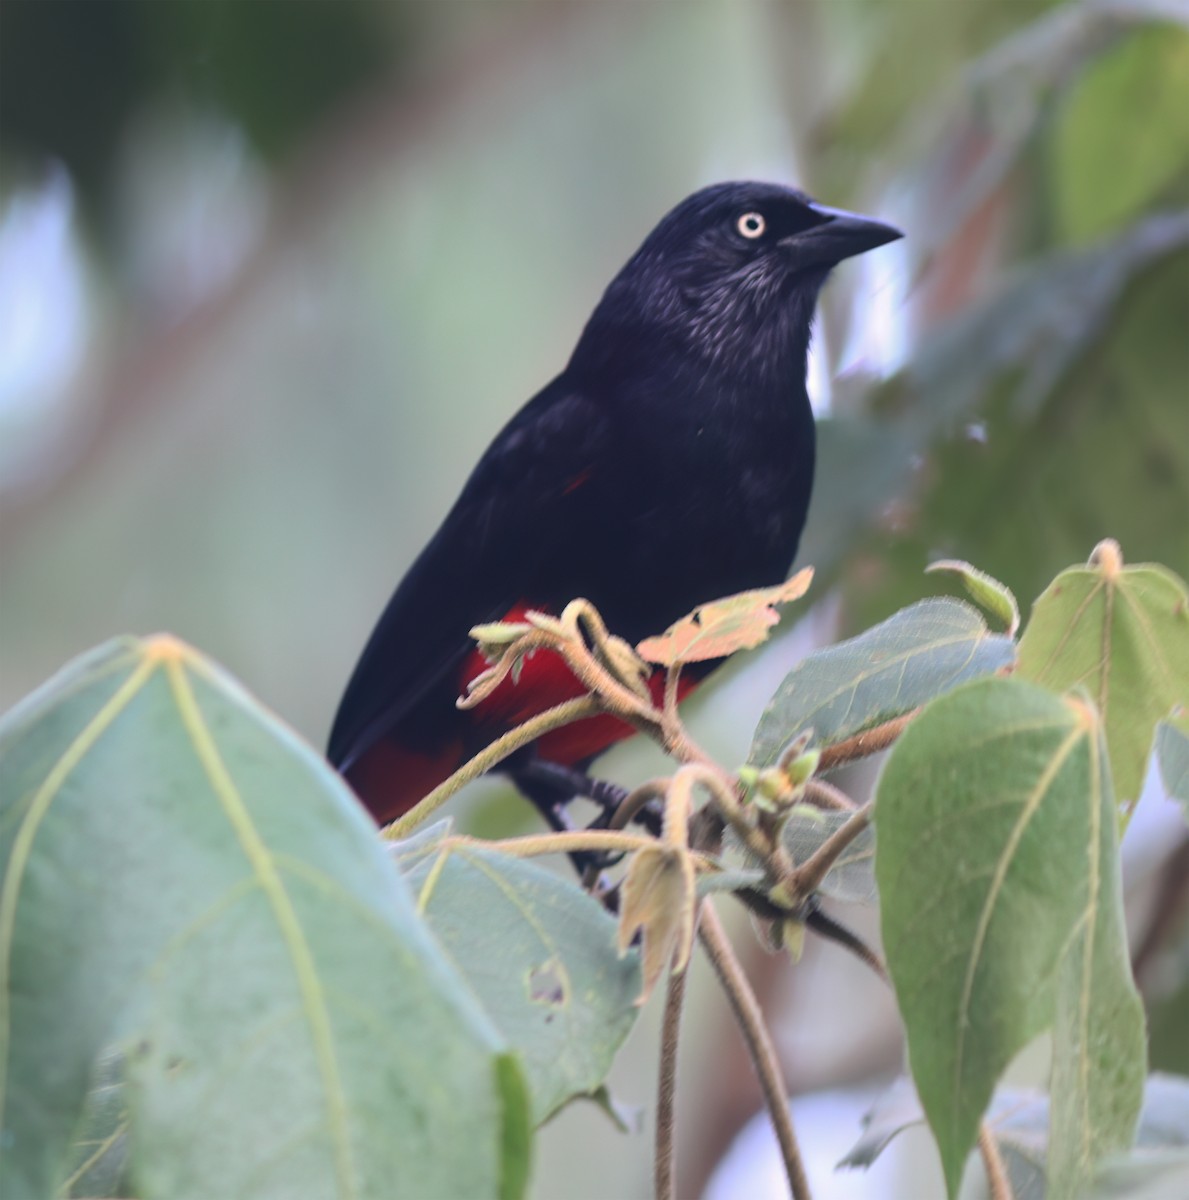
[655,957,690,1200]
[978,1123,1013,1200]
[475,830,662,858]
[382,695,601,839]
[698,902,812,1200]
[676,763,793,881]
[817,710,917,771]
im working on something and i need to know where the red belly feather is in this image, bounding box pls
[350,602,696,825]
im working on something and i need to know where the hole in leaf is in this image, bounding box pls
[528,958,568,1009]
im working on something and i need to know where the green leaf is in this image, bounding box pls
[724,805,876,904]
[0,636,529,1200]
[844,1073,1189,1198]
[837,1075,928,1170]
[1016,545,1189,813]
[750,598,1015,767]
[875,677,1144,1198]
[58,1050,131,1199]
[398,842,641,1124]
[1048,719,1149,1200]
[1154,710,1189,815]
[784,806,877,904]
[926,559,1020,636]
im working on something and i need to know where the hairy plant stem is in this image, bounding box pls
[801,778,857,811]
[978,1124,1013,1200]
[699,902,812,1200]
[817,710,917,771]
[382,695,601,839]
[655,954,690,1200]
[473,830,663,858]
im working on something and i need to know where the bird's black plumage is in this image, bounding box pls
[328,182,901,825]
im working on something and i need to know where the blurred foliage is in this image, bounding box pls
[828,6,1189,631]
[0,0,397,198]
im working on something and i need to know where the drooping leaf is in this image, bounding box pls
[581,1085,645,1136]
[875,677,1143,1198]
[0,637,529,1200]
[836,1075,928,1170]
[636,568,813,666]
[1154,709,1189,816]
[750,598,1015,768]
[397,841,641,1124]
[617,846,697,1006]
[926,559,1020,636]
[1016,544,1189,813]
[842,1073,1189,1199]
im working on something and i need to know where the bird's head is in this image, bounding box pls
[574,181,902,379]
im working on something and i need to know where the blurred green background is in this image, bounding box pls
[2,2,1187,1197]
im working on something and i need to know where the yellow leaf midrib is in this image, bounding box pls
[164,658,359,1199]
[0,654,156,1151]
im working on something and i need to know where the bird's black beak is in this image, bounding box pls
[793,203,904,265]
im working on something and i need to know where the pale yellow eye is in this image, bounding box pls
[736,212,766,239]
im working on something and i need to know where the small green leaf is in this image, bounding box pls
[1154,709,1189,816]
[875,677,1143,1198]
[1016,545,1189,813]
[750,598,1015,767]
[836,1075,925,1170]
[926,559,1020,636]
[399,843,641,1124]
[581,1085,645,1136]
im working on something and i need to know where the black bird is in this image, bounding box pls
[328,182,901,826]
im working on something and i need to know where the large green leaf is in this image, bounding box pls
[875,677,1144,1198]
[394,836,641,1124]
[1016,550,1189,811]
[749,597,1014,767]
[0,637,530,1200]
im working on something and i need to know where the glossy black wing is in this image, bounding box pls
[327,379,614,772]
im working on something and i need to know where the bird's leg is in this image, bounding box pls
[510,759,661,874]
[512,759,629,817]
[511,763,618,875]
[514,758,664,835]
